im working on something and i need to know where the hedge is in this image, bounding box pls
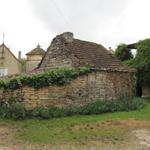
[0,98,144,120]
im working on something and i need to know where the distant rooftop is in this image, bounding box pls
[127,43,137,49]
[26,44,45,55]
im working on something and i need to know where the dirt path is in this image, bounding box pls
[0,120,149,150]
[133,129,150,149]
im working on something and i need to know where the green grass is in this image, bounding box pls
[1,99,150,144]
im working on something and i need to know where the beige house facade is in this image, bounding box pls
[0,44,21,76]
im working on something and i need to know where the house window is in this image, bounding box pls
[0,68,8,76]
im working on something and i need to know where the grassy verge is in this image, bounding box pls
[0,98,149,144]
[0,99,146,143]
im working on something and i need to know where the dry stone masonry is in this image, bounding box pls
[0,70,134,109]
[0,32,135,108]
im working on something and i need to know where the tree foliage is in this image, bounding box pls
[115,44,133,61]
[20,58,27,66]
[133,39,150,84]
[115,39,150,96]
[20,58,27,73]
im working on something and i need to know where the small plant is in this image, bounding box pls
[39,107,50,119]
[9,102,26,120]
[79,66,91,75]
[0,102,10,118]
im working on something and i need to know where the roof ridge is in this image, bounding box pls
[37,33,133,72]
[26,45,45,55]
[0,43,21,63]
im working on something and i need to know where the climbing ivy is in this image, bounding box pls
[0,67,92,90]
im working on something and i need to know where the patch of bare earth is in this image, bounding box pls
[0,119,150,150]
[0,123,22,150]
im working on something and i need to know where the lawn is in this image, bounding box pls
[3,99,148,144]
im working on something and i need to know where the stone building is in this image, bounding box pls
[38,32,132,72]
[34,32,134,103]
[0,33,135,108]
[26,44,45,72]
[0,43,21,76]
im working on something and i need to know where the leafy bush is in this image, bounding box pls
[79,66,91,75]
[39,107,50,119]
[119,39,150,96]
[0,98,145,120]
[118,97,144,111]
[126,98,144,110]
[9,103,26,119]
[0,102,26,119]
[8,78,22,89]
[0,103,11,118]
[71,98,144,116]
[29,106,43,118]
[0,67,91,90]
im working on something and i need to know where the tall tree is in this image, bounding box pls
[124,39,150,97]
[115,40,150,97]
[133,39,150,85]
[115,44,133,61]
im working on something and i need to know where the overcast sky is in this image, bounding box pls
[0,0,150,57]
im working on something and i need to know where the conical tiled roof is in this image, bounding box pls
[26,44,45,55]
[38,32,134,72]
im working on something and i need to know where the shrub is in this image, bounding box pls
[118,97,144,111]
[127,98,144,110]
[39,107,50,119]
[8,78,22,89]
[9,103,26,119]
[79,66,91,75]
[0,98,145,120]
[0,103,11,118]
[29,106,42,118]
[0,102,26,119]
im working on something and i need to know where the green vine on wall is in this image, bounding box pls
[0,66,91,90]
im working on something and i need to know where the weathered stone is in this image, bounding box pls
[0,71,134,108]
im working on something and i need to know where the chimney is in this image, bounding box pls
[108,47,114,54]
[18,51,21,60]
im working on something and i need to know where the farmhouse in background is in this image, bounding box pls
[0,43,21,76]
[26,44,45,72]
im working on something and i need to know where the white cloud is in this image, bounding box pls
[0,0,53,57]
[0,0,150,56]
[105,0,150,48]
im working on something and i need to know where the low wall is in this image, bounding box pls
[0,71,134,108]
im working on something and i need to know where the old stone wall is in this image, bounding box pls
[0,71,134,108]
